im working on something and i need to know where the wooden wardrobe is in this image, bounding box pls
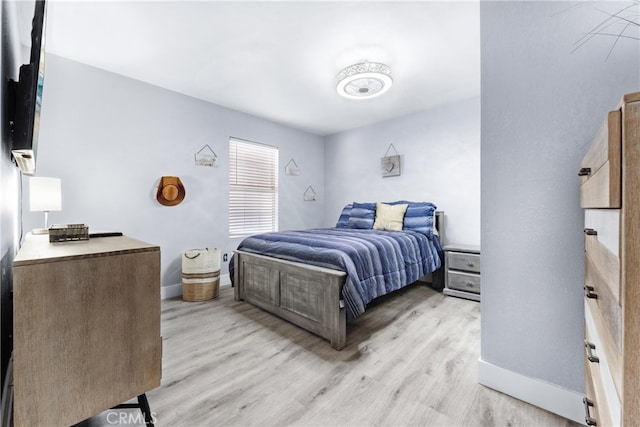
[580,92,640,426]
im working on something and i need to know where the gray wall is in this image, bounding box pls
[28,54,326,287]
[481,0,639,393]
[324,98,481,245]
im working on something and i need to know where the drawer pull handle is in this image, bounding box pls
[583,397,597,426]
[584,228,598,236]
[466,262,475,268]
[585,341,599,363]
[584,285,598,299]
[466,282,474,288]
[578,167,592,177]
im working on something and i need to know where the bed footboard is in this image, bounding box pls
[233,250,348,350]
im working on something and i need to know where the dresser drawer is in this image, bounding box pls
[447,271,480,294]
[585,248,622,354]
[585,301,621,427]
[584,227,623,399]
[584,356,602,427]
[584,342,617,427]
[580,110,621,208]
[585,296,622,404]
[447,252,481,273]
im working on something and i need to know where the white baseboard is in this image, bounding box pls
[161,273,231,300]
[478,359,585,425]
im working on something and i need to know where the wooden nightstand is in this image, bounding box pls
[443,244,481,301]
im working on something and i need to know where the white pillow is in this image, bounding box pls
[373,202,408,231]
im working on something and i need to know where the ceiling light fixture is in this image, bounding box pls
[336,61,393,100]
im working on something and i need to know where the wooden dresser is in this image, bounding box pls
[580,92,640,426]
[12,235,162,427]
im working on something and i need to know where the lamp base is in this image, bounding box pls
[32,228,49,235]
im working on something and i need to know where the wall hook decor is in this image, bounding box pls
[195,144,218,167]
[381,143,401,177]
[285,158,300,176]
[303,185,316,201]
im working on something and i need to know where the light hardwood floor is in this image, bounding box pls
[81,284,578,427]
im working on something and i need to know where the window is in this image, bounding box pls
[229,137,279,238]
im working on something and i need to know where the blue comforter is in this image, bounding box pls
[231,228,442,320]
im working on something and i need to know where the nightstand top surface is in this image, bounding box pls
[14,234,159,266]
[443,243,480,254]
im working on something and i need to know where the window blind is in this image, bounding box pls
[229,137,279,238]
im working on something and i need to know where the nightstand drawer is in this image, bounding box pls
[447,271,480,294]
[447,252,481,273]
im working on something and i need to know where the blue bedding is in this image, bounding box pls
[231,228,442,320]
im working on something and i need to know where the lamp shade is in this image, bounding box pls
[30,177,62,212]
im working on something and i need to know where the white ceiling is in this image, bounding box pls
[26,1,481,136]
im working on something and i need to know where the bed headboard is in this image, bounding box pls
[435,211,445,246]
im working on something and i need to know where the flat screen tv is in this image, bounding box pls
[9,0,47,175]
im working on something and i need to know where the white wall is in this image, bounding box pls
[480,0,639,417]
[31,55,481,290]
[27,54,326,288]
[324,98,480,246]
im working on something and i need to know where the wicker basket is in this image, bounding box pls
[182,248,221,301]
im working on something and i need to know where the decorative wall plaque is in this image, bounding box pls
[195,144,218,167]
[381,143,401,177]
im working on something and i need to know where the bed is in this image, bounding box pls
[232,201,444,350]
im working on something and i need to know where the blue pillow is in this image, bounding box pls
[348,202,376,229]
[335,203,353,228]
[389,200,437,236]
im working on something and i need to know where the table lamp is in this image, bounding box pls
[29,177,61,234]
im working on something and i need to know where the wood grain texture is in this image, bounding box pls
[583,339,612,427]
[580,161,616,207]
[580,111,620,175]
[13,235,162,427]
[585,298,622,402]
[13,235,159,266]
[584,233,620,303]
[580,110,621,208]
[235,250,347,350]
[585,249,622,354]
[582,92,640,426]
[621,98,640,426]
[622,92,640,104]
[79,285,578,427]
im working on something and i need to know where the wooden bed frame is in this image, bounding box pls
[233,211,444,350]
